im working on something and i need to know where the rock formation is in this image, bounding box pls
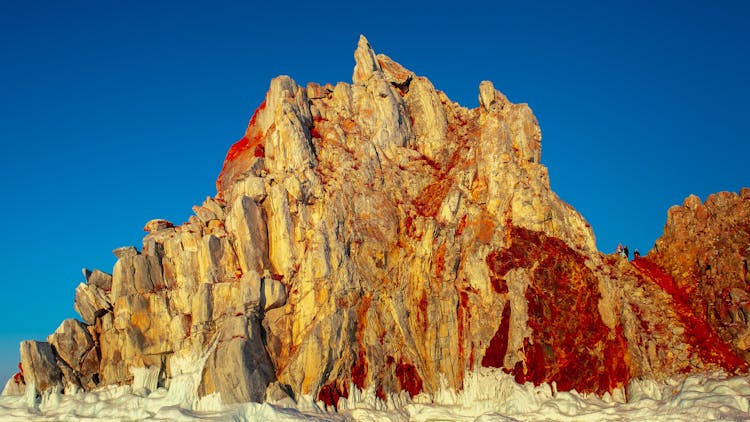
[4,36,748,408]
[649,190,750,360]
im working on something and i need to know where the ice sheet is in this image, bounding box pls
[0,368,748,421]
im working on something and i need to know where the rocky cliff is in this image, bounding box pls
[5,36,748,408]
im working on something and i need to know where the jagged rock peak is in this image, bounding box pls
[353,35,383,84]
[4,37,748,412]
[478,80,509,112]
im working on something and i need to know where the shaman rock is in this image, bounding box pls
[5,36,748,409]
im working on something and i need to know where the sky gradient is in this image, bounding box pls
[1,1,748,383]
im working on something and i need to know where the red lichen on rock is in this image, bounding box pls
[632,257,748,372]
[416,290,429,332]
[376,385,387,402]
[456,289,475,375]
[485,225,630,394]
[351,349,368,390]
[216,101,267,197]
[413,178,451,217]
[475,218,495,244]
[352,295,371,389]
[317,381,348,409]
[481,304,511,368]
[633,258,691,305]
[512,338,546,386]
[455,214,468,236]
[486,245,530,280]
[487,263,509,294]
[435,242,447,279]
[395,361,423,397]
[184,314,192,338]
[356,295,371,340]
[600,325,631,390]
[401,213,423,241]
[12,363,23,384]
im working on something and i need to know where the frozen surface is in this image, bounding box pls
[1,368,749,421]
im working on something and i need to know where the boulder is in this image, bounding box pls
[143,219,175,233]
[48,319,99,389]
[74,282,111,324]
[198,321,275,404]
[262,276,287,312]
[84,269,113,291]
[111,254,165,299]
[112,246,138,259]
[19,341,62,394]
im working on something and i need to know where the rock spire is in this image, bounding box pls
[5,36,748,409]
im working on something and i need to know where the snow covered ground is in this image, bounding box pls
[1,368,748,421]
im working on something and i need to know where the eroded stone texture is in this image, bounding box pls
[649,191,750,362]
[5,36,748,407]
[485,226,630,393]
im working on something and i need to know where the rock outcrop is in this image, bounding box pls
[649,189,750,360]
[4,36,748,408]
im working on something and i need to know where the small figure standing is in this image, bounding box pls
[624,245,629,259]
[616,243,623,256]
[633,249,640,259]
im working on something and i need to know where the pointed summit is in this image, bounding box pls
[8,35,749,412]
[478,80,509,112]
[352,35,382,84]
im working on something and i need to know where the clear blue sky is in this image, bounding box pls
[0,1,748,383]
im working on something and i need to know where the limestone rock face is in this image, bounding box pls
[5,36,748,407]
